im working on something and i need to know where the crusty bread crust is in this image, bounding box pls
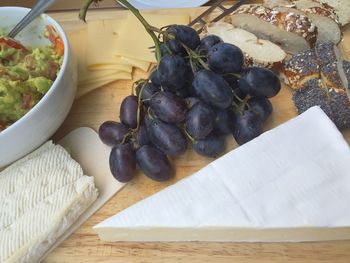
[285,42,350,129]
[233,4,317,47]
[283,49,320,89]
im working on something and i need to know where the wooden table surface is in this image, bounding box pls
[45,2,350,263]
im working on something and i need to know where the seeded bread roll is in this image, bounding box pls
[314,42,337,66]
[320,60,350,90]
[321,61,343,89]
[282,49,320,89]
[328,88,350,129]
[315,0,350,26]
[292,78,332,116]
[231,4,317,54]
[293,0,341,44]
[293,0,340,22]
[264,0,341,44]
[293,78,350,128]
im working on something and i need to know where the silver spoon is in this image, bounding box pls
[7,0,57,39]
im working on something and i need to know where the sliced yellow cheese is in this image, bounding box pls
[87,19,127,66]
[119,56,150,72]
[114,13,190,63]
[78,70,132,85]
[88,57,148,72]
[77,75,131,99]
[87,63,131,71]
[86,19,153,71]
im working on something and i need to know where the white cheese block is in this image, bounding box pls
[94,106,350,242]
[0,141,98,263]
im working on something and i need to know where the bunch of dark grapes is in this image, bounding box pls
[98,25,281,183]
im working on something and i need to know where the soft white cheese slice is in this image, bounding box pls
[94,106,350,242]
[0,141,98,263]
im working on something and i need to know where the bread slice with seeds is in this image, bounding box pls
[282,49,320,89]
[230,4,317,54]
[315,0,350,26]
[314,42,337,66]
[263,0,341,44]
[292,78,350,129]
[204,22,287,69]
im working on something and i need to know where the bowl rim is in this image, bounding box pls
[0,6,70,137]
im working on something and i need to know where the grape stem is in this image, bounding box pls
[179,42,210,71]
[183,127,195,143]
[117,0,162,62]
[79,0,100,22]
[135,79,148,131]
[80,0,162,62]
[147,107,155,121]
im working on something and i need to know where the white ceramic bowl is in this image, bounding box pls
[0,7,77,168]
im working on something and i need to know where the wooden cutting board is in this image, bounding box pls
[46,3,350,263]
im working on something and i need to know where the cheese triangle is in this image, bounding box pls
[94,107,350,242]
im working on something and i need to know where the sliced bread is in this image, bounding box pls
[292,78,350,129]
[231,4,317,54]
[314,41,337,66]
[264,0,341,44]
[282,49,320,89]
[293,0,341,44]
[205,22,287,68]
[315,0,350,26]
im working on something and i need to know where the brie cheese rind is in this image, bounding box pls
[0,141,98,263]
[94,106,350,242]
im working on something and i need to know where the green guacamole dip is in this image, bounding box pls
[0,36,62,131]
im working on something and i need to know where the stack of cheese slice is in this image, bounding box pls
[94,106,350,242]
[68,12,189,98]
[0,141,98,263]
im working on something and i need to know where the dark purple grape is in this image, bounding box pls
[232,110,263,145]
[145,116,187,156]
[164,40,185,55]
[132,125,150,150]
[207,43,244,74]
[136,145,174,182]
[184,97,200,109]
[158,54,192,91]
[174,87,191,98]
[98,121,128,146]
[149,68,161,86]
[149,91,187,123]
[223,74,239,90]
[193,133,226,158]
[247,97,273,122]
[192,70,233,109]
[136,82,160,105]
[223,74,247,101]
[160,43,173,56]
[109,143,136,182]
[197,35,223,55]
[215,109,233,135]
[167,25,200,50]
[185,102,216,140]
[120,95,138,129]
[240,67,281,98]
[186,59,203,73]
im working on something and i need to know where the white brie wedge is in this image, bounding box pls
[0,141,98,263]
[94,107,350,242]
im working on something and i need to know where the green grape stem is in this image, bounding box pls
[117,0,162,62]
[80,0,162,62]
[183,127,195,144]
[135,79,148,131]
[79,0,100,22]
[178,41,210,71]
